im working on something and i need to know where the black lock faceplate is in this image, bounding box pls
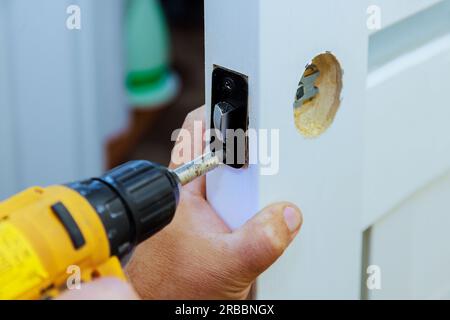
[210,66,249,169]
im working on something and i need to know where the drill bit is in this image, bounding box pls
[172,152,221,186]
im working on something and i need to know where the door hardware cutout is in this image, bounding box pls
[210,66,249,169]
[293,52,343,138]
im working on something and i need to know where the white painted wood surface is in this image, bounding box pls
[0,0,126,198]
[368,172,450,299]
[206,0,368,299]
[364,32,450,229]
[369,0,443,33]
[206,0,450,299]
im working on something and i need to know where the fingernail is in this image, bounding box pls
[283,207,302,233]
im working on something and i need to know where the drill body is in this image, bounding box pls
[0,161,180,299]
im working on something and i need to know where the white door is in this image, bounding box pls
[205,0,450,299]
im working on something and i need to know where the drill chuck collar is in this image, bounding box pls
[68,161,180,259]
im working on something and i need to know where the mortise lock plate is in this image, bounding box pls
[210,66,249,169]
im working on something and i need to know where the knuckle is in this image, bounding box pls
[237,224,286,276]
[258,224,286,257]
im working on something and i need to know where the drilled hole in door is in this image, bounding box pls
[293,52,343,138]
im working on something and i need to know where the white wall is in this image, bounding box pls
[0,0,18,197]
[363,0,450,299]
[0,0,127,198]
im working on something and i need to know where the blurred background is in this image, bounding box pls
[124,0,205,166]
[0,0,205,198]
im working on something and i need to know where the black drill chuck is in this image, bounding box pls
[68,161,180,259]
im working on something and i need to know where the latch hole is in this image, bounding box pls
[293,52,343,138]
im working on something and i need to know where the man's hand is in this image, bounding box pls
[126,106,303,299]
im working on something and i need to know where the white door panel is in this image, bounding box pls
[364,0,450,300]
[368,171,450,299]
[206,0,367,299]
[364,33,450,228]
[205,0,450,299]
[0,0,127,198]
[369,0,444,34]
[0,0,17,197]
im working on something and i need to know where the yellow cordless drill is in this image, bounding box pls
[0,153,219,300]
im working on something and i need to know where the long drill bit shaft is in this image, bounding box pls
[172,152,221,186]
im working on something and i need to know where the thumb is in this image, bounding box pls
[231,203,303,279]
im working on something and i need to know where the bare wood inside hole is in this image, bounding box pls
[294,52,343,138]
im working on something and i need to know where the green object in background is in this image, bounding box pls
[126,0,179,108]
